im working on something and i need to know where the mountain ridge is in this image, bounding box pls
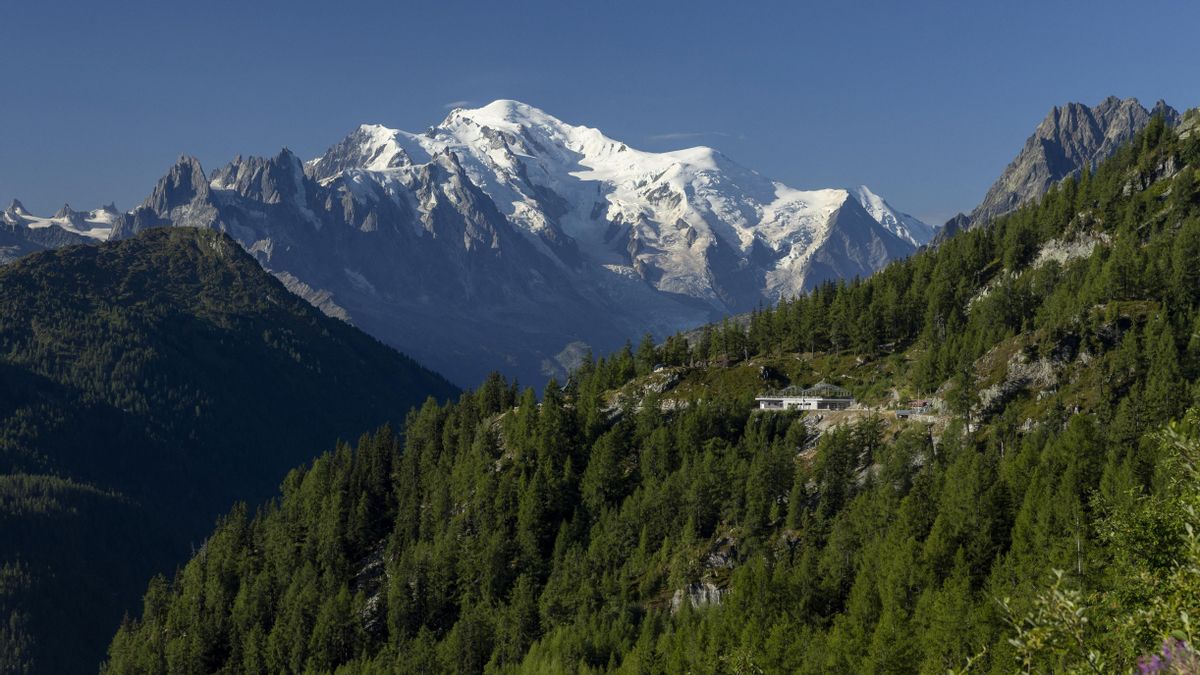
[937,96,1179,239]
[1,100,932,387]
[0,227,457,674]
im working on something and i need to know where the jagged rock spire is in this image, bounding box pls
[142,156,210,216]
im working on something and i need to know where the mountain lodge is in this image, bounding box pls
[755,383,856,411]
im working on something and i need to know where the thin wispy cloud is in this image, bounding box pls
[443,100,474,110]
[647,131,744,142]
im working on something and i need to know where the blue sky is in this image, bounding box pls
[1,0,1196,225]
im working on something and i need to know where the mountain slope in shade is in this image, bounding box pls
[0,228,456,674]
[938,96,1179,239]
[8,101,932,387]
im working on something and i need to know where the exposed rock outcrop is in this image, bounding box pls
[937,97,1179,244]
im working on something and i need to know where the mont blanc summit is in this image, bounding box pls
[3,101,930,386]
[308,100,928,302]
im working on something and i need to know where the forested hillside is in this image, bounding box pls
[0,229,457,674]
[106,110,1200,673]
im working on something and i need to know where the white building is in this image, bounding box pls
[755,383,855,411]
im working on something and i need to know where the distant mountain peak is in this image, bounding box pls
[850,185,938,247]
[146,155,210,206]
[969,96,1178,227]
[444,98,550,127]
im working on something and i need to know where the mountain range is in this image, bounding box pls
[2,101,932,387]
[1,97,1177,389]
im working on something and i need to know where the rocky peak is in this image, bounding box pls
[932,212,972,245]
[1,203,18,226]
[142,156,211,216]
[1089,95,1129,119]
[211,148,311,206]
[7,199,28,216]
[413,150,508,246]
[969,97,1178,227]
[53,203,87,227]
[1151,99,1178,120]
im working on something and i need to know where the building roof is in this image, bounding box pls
[759,382,853,399]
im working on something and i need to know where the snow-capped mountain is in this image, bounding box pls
[851,185,937,247]
[305,101,931,304]
[1,200,117,262]
[3,100,932,386]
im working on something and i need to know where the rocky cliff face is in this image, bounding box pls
[937,97,1179,241]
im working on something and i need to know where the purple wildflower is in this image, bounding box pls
[1137,639,1200,674]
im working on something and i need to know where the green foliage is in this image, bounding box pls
[1001,409,1200,672]
[1000,570,1109,674]
[0,228,457,673]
